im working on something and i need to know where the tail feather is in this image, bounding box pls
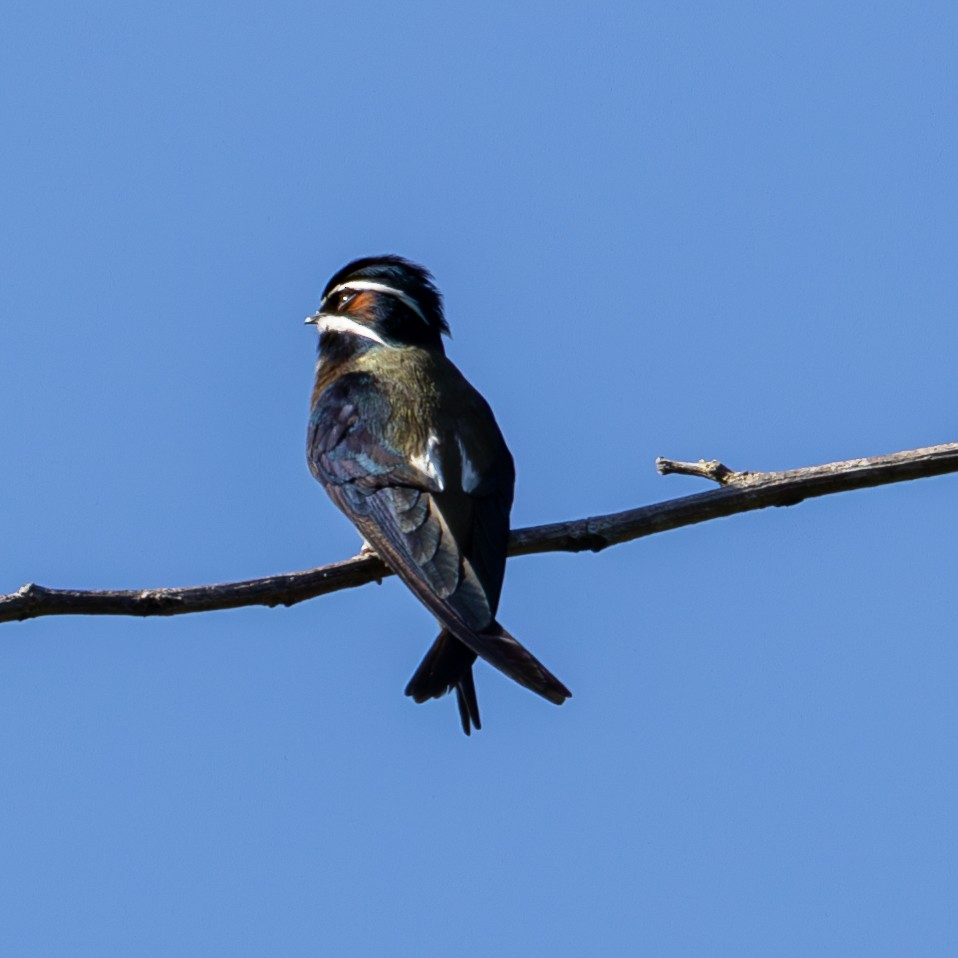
[454,665,481,736]
[405,626,570,734]
[405,629,481,733]
[405,629,476,702]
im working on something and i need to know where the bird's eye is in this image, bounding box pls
[339,291,355,309]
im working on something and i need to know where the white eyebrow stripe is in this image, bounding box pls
[326,280,428,324]
[314,314,390,347]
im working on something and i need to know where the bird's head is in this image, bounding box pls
[305,255,449,353]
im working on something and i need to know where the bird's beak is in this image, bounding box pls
[304,311,324,326]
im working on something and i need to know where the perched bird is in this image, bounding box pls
[305,255,571,733]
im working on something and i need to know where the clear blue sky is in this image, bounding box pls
[1,2,956,954]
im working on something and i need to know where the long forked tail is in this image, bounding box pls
[405,626,571,735]
[405,630,481,734]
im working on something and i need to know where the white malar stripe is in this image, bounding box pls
[326,280,428,324]
[456,435,481,493]
[314,314,389,347]
[410,433,445,492]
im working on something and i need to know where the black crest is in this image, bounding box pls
[323,254,449,339]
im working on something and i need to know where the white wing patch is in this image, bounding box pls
[410,433,445,491]
[456,435,481,493]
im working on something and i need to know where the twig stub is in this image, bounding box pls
[656,457,741,486]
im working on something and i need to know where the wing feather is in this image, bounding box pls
[308,370,570,704]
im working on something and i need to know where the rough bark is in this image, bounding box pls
[2,442,955,625]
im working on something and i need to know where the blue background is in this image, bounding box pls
[1,2,956,954]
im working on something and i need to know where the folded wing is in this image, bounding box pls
[308,371,570,705]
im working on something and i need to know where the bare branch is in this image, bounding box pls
[2,442,956,625]
[655,457,740,485]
